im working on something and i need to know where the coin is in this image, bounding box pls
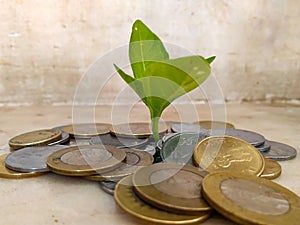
[0,153,44,179]
[161,132,206,165]
[67,138,92,146]
[48,132,70,146]
[201,171,300,225]
[114,175,211,224]
[99,181,117,195]
[261,140,297,161]
[162,133,177,143]
[47,145,126,176]
[132,163,211,215]
[193,136,265,176]
[5,145,69,173]
[156,139,163,150]
[260,158,282,180]
[9,129,62,150]
[84,148,153,181]
[256,139,271,152]
[194,120,235,129]
[171,122,208,135]
[62,123,110,138]
[208,128,265,147]
[110,122,168,138]
[89,134,148,149]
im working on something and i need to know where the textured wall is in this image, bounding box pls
[0,0,299,105]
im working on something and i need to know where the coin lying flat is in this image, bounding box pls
[208,129,265,147]
[194,120,235,129]
[47,145,126,176]
[261,140,297,161]
[99,181,117,195]
[85,148,153,182]
[162,133,177,143]
[256,139,271,152]
[132,163,211,215]
[67,138,92,146]
[9,129,62,150]
[260,158,282,180]
[161,132,207,165]
[193,136,265,176]
[5,145,69,173]
[114,175,211,224]
[171,122,208,135]
[202,171,300,225]
[62,123,110,138]
[0,153,44,179]
[48,132,70,146]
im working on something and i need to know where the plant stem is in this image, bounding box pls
[150,112,160,142]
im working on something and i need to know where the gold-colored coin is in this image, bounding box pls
[46,145,126,176]
[193,136,265,176]
[62,123,110,138]
[85,148,153,182]
[202,171,300,225]
[9,129,62,150]
[260,158,282,180]
[194,120,235,129]
[132,163,211,215]
[110,122,168,138]
[0,153,44,179]
[114,175,211,224]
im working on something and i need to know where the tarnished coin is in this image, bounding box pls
[110,122,168,138]
[48,132,70,146]
[47,145,126,176]
[0,153,44,179]
[62,123,110,138]
[208,128,265,147]
[9,129,62,150]
[171,122,208,135]
[202,171,300,225]
[114,175,211,224]
[194,120,235,129]
[261,141,297,161]
[260,158,282,180]
[193,136,265,176]
[5,145,69,173]
[161,132,206,165]
[89,134,148,149]
[85,148,153,182]
[256,140,271,152]
[132,163,211,215]
[99,181,117,195]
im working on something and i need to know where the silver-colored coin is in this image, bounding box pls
[171,122,208,135]
[89,134,148,149]
[256,140,271,152]
[261,141,297,161]
[162,133,177,143]
[99,181,117,195]
[209,129,265,147]
[5,145,69,172]
[48,132,70,146]
[156,139,163,151]
[67,138,91,146]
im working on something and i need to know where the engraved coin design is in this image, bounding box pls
[194,120,235,129]
[260,158,282,180]
[89,134,148,148]
[171,122,208,135]
[261,141,297,161]
[62,123,110,138]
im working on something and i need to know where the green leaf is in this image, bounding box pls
[206,56,216,64]
[129,20,169,79]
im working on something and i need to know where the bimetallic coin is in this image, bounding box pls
[261,141,297,161]
[132,163,211,215]
[89,134,148,149]
[194,120,235,129]
[202,171,300,225]
[47,145,126,176]
[256,140,271,152]
[99,181,117,195]
[0,153,44,179]
[193,136,265,176]
[5,145,69,173]
[171,122,208,135]
[9,129,62,150]
[260,158,282,180]
[208,128,265,147]
[48,132,70,146]
[62,123,110,138]
[114,175,211,224]
[85,148,153,181]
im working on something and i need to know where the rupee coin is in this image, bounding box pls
[261,140,297,161]
[256,139,271,152]
[171,122,208,135]
[99,181,117,195]
[48,132,70,145]
[260,158,281,180]
[194,120,235,129]
[62,123,110,138]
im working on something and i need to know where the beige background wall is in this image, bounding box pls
[0,0,299,105]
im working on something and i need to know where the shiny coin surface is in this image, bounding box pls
[171,122,208,135]
[99,181,117,195]
[156,139,163,151]
[260,158,282,180]
[193,136,265,176]
[67,138,92,146]
[161,132,206,165]
[110,122,168,138]
[162,133,177,143]
[256,139,271,152]
[0,153,44,179]
[132,163,211,215]
[208,128,265,147]
[85,148,153,181]
[89,134,148,149]
[194,120,235,129]
[62,123,110,138]
[9,129,62,150]
[114,175,211,224]
[47,145,126,176]
[5,145,69,173]
[48,132,70,146]
[202,171,300,225]
[261,140,297,161]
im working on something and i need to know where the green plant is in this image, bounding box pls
[114,20,215,141]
